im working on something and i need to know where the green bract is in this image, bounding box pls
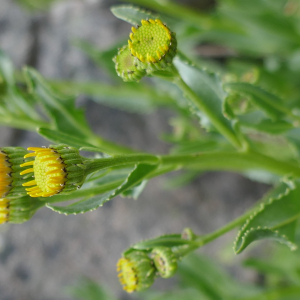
[151,246,178,278]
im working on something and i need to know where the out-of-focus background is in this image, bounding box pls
[0,0,270,299]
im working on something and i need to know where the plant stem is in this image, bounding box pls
[83,154,160,175]
[173,75,243,150]
[160,150,300,177]
[83,150,300,178]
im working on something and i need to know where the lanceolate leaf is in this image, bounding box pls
[47,163,158,215]
[174,57,236,137]
[234,180,300,254]
[24,67,92,138]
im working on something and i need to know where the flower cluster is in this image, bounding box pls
[0,144,87,225]
[117,246,178,293]
[113,18,177,82]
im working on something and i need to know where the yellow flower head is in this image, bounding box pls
[128,19,177,71]
[21,145,86,198]
[117,251,155,293]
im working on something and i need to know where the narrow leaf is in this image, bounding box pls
[47,163,158,215]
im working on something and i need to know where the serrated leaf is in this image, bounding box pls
[173,57,237,140]
[111,5,159,27]
[47,163,158,215]
[24,67,92,137]
[234,181,300,254]
[224,82,288,120]
[130,234,197,251]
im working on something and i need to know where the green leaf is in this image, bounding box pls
[240,118,294,135]
[111,5,159,27]
[234,180,300,254]
[121,180,148,199]
[67,278,117,300]
[0,51,42,121]
[173,57,236,136]
[50,80,174,114]
[133,234,197,250]
[224,82,288,120]
[24,67,92,137]
[178,254,259,299]
[47,163,158,215]
[38,128,101,151]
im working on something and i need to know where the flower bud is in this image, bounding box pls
[113,45,146,82]
[0,147,30,199]
[128,19,177,72]
[21,145,86,198]
[117,251,156,293]
[151,246,177,278]
[0,196,44,224]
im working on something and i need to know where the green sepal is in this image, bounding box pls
[5,196,45,224]
[1,147,31,199]
[49,144,86,194]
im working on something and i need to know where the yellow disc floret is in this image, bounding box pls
[0,151,13,198]
[21,147,66,197]
[129,19,172,63]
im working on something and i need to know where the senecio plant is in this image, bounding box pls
[3,2,300,295]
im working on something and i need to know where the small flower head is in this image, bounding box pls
[0,147,30,198]
[128,19,177,72]
[151,246,177,278]
[21,145,86,198]
[117,251,156,293]
[0,196,44,224]
[113,45,146,82]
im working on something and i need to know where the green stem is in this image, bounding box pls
[160,150,300,177]
[82,150,300,179]
[83,154,160,175]
[173,75,243,150]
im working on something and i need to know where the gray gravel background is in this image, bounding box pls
[0,1,269,299]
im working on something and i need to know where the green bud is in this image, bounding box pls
[117,251,156,293]
[113,45,146,82]
[151,246,177,278]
